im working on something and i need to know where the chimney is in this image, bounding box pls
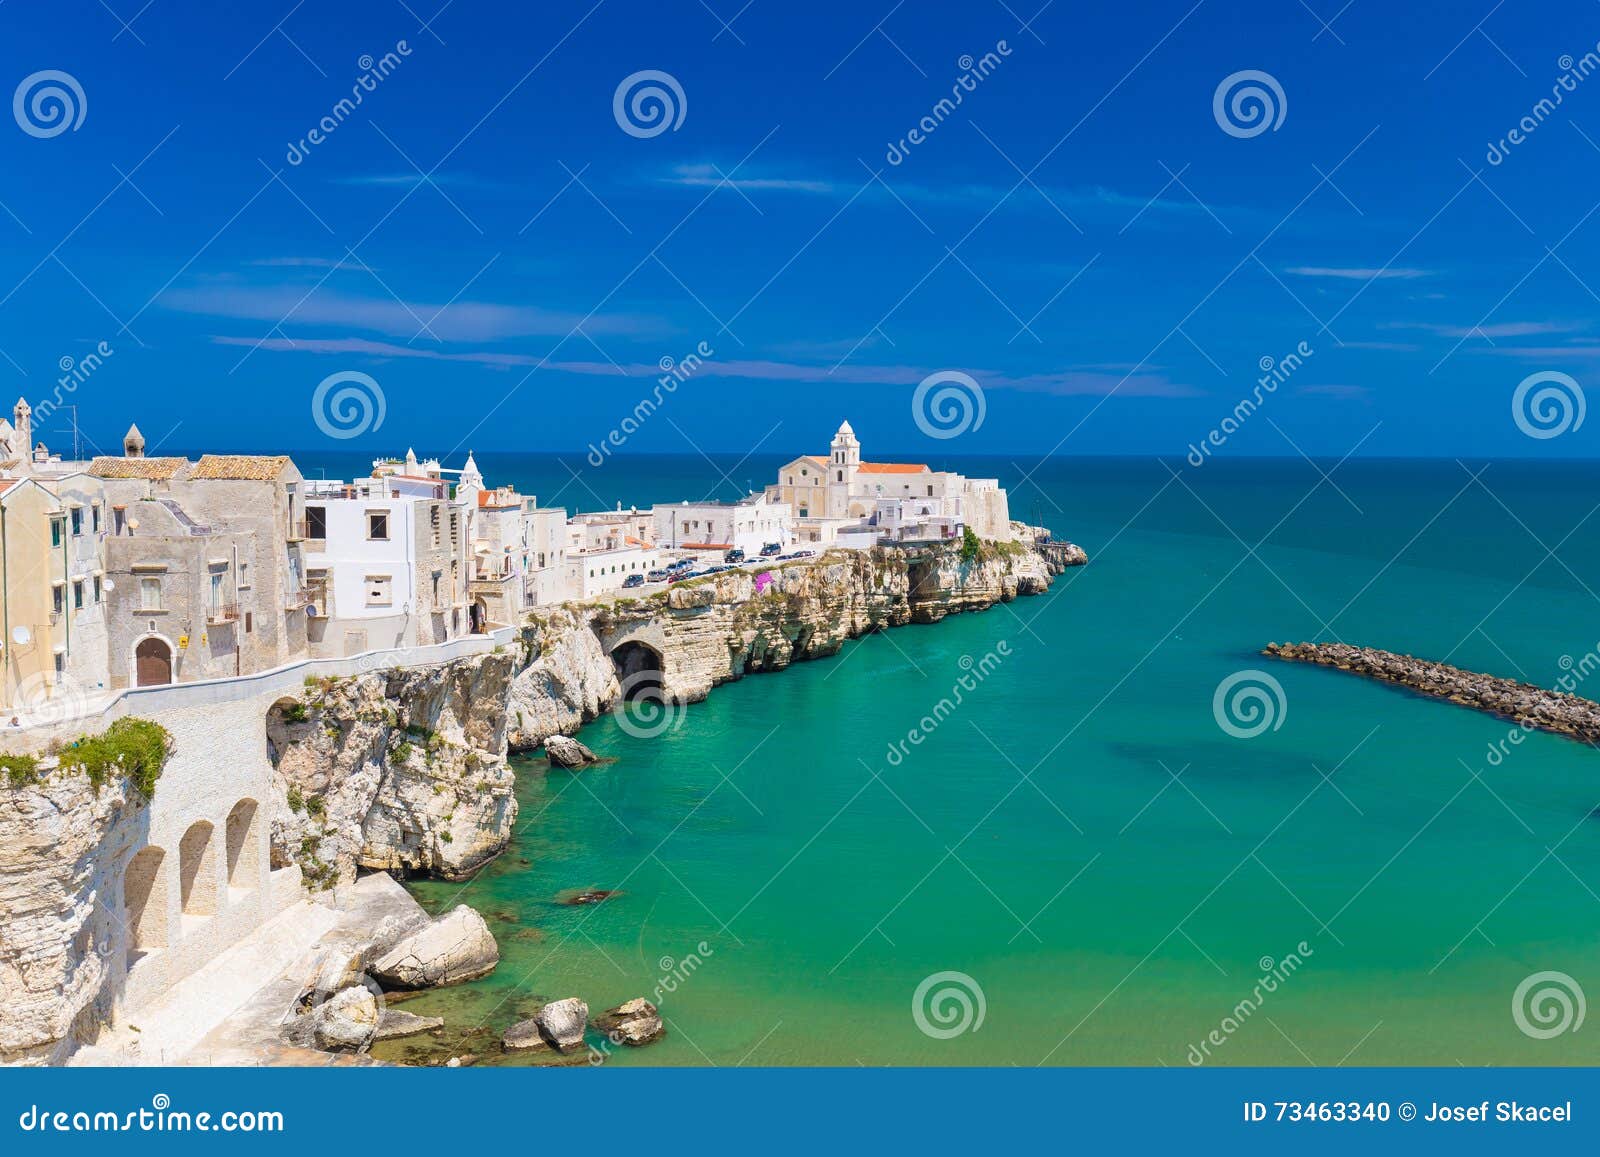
[123,422,145,458]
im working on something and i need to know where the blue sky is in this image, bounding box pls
[4,0,1600,459]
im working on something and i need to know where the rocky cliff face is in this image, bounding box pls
[272,545,1071,883]
[0,773,146,1065]
[266,654,519,889]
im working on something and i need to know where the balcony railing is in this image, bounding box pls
[206,602,239,625]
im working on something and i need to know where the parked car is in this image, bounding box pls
[725,548,746,563]
[646,569,670,582]
[793,549,815,558]
[760,542,782,556]
[622,573,645,588]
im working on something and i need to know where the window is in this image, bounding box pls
[93,575,101,603]
[91,504,100,533]
[54,653,65,675]
[367,511,389,541]
[365,575,393,606]
[72,580,83,610]
[238,562,250,589]
[113,508,125,535]
[140,577,162,611]
[837,471,843,482]
[52,585,63,614]
[70,508,82,536]
[244,612,253,633]
[305,506,327,539]
[210,573,224,612]
[50,519,62,548]
[927,486,934,497]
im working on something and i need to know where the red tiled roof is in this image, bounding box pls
[681,542,733,550]
[857,462,929,474]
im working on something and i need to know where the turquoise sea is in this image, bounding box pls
[285,452,1600,1067]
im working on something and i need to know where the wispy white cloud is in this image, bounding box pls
[167,285,659,341]
[1287,266,1431,280]
[1387,320,1585,339]
[248,256,375,272]
[212,334,1201,397]
[655,164,1228,221]
[664,164,835,194]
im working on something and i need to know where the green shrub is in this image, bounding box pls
[393,741,414,764]
[2,753,42,789]
[286,785,305,812]
[304,794,326,819]
[56,717,170,799]
[960,526,981,562]
[281,702,309,723]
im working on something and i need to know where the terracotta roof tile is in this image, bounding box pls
[857,462,929,474]
[89,456,188,480]
[189,454,292,481]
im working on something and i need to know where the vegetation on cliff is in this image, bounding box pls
[3,717,171,798]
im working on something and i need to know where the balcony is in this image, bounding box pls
[288,519,327,543]
[206,602,239,625]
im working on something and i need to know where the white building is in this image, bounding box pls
[301,469,470,657]
[565,543,663,598]
[765,421,1013,546]
[651,494,792,555]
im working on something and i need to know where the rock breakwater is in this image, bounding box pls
[1263,641,1600,744]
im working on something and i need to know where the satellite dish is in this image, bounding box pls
[305,605,319,618]
[11,626,30,646]
[103,580,115,592]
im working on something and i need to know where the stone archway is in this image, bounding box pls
[610,640,663,700]
[123,846,167,960]
[178,820,217,917]
[225,799,260,892]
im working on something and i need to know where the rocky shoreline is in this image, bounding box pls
[266,540,1081,890]
[1263,641,1600,744]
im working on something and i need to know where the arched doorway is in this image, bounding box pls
[123,846,167,960]
[470,598,488,634]
[178,820,217,917]
[134,636,173,687]
[225,799,260,892]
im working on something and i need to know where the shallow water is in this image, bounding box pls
[374,457,1600,1066]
